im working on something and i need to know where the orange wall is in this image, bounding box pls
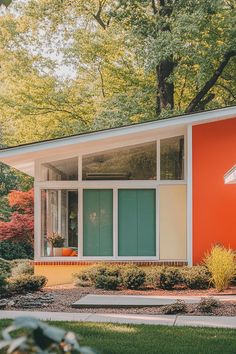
[192,117,236,264]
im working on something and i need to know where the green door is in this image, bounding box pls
[118,189,156,256]
[83,189,113,256]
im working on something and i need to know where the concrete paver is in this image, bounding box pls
[175,315,236,329]
[1,310,236,328]
[72,294,236,308]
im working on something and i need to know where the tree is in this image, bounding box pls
[0,189,34,244]
[0,0,235,148]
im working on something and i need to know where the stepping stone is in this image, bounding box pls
[72,295,200,308]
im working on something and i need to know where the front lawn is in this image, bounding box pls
[0,320,236,354]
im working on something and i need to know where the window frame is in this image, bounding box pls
[34,129,187,261]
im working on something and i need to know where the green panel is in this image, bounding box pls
[83,189,113,256]
[118,189,156,256]
[137,190,156,256]
[118,190,138,256]
[99,190,113,256]
[83,190,100,256]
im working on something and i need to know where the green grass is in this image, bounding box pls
[0,320,236,354]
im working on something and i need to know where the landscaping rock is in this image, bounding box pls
[14,292,55,309]
[0,299,8,309]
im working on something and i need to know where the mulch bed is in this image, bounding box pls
[2,284,236,316]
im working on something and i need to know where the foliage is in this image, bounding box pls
[11,260,34,277]
[0,274,7,296]
[46,232,65,247]
[0,258,11,276]
[0,240,33,260]
[0,0,234,150]
[181,266,210,289]
[7,274,47,293]
[145,266,164,288]
[95,274,120,290]
[74,264,121,290]
[121,266,146,290]
[162,300,187,315]
[204,245,236,291]
[0,163,33,199]
[0,316,95,354]
[160,267,182,290]
[0,189,34,244]
[197,297,220,313]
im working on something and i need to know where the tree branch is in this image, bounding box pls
[186,50,236,113]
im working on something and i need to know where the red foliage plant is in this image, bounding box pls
[0,189,34,244]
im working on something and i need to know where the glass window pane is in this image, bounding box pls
[82,142,156,180]
[41,189,78,257]
[160,136,184,180]
[41,157,78,181]
[83,189,113,256]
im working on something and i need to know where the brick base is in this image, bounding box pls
[34,260,187,267]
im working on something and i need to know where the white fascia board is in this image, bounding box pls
[224,166,236,184]
[0,106,236,160]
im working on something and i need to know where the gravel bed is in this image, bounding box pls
[1,285,236,316]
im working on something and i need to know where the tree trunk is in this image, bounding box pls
[156,0,175,115]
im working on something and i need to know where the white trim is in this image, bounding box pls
[187,124,193,266]
[78,187,83,259]
[113,188,118,258]
[224,165,236,184]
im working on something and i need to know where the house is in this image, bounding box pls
[0,106,235,286]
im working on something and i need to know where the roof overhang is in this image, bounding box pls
[224,165,236,184]
[0,106,236,177]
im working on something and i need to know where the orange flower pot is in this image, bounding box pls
[62,247,73,256]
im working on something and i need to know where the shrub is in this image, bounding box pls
[0,258,11,276]
[122,266,146,289]
[197,297,220,313]
[73,268,93,287]
[12,260,34,277]
[160,267,182,290]
[204,245,236,291]
[0,240,33,260]
[181,266,210,289]
[145,266,164,288]
[95,274,120,290]
[0,274,7,296]
[73,264,121,290]
[8,275,47,293]
[162,300,187,314]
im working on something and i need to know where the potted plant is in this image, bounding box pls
[46,232,65,256]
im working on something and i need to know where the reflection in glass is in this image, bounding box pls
[41,190,78,257]
[41,157,78,181]
[160,136,184,180]
[82,142,156,180]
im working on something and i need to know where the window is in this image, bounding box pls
[160,136,184,180]
[41,157,78,181]
[41,189,78,257]
[82,142,156,180]
[83,189,113,256]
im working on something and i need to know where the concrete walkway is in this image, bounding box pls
[72,294,236,308]
[1,310,236,328]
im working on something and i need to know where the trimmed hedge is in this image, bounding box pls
[181,266,210,289]
[11,261,34,277]
[121,266,146,290]
[160,267,182,290]
[8,275,47,293]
